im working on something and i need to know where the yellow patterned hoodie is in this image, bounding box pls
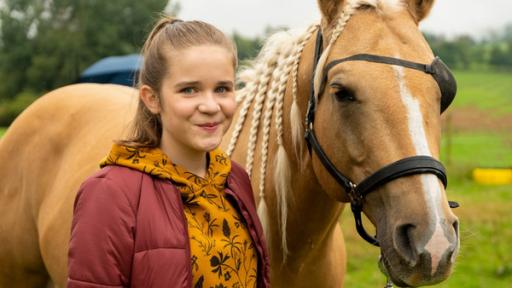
[101,144,258,288]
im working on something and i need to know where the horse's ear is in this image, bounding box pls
[408,0,435,22]
[317,0,345,26]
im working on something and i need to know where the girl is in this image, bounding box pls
[67,17,270,288]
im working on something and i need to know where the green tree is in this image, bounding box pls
[232,31,262,63]
[489,42,512,69]
[0,0,171,100]
[231,25,291,65]
[425,33,478,70]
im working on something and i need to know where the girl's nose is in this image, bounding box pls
[198,93,221,113]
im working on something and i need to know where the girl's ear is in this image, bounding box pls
[140,85,161,114]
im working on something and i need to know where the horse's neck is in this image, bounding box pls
[223,28,344,267]
[276,160,344,261]
[265,34,344,265]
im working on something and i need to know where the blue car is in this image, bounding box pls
[78,54,142,87]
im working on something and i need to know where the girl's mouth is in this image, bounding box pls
[198,122,220,132]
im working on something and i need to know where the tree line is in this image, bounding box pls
[425,25,512,71]
[0,1,510,126]
[0,0,173,125]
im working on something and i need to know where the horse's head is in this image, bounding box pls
[309,0,459,286]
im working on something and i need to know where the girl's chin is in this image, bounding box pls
[195,139,222,152]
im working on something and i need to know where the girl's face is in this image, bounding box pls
[142,44,236,156]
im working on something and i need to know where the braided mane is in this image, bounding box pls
[227,25,317,258]
[227,0,403,260]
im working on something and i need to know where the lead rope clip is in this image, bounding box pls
[384,278,394,288]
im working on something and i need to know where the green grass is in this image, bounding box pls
[342,71,512,287]
[442,133,512,168]
[0,127,6,137]
[452,70,512,115]
[437,184,512,288]
[442,132,512,183]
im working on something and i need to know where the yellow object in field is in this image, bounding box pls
[472,168,512,185]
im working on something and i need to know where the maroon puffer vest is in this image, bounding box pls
[68,162,270,288]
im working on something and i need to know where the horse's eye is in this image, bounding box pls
[332,86,356,102]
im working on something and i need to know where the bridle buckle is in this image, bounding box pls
[347,182,362,208]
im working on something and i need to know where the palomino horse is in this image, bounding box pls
[0,0,459,287]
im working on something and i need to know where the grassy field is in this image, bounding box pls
[0,127,5,137]
[450,70,512,115]
[342,70,512,287]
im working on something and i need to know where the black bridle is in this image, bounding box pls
[304,29,459,247]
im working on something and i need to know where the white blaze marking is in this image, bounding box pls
[425,216,452,274]
[394,65,450,275]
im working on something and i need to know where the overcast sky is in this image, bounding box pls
[178,0,512,38]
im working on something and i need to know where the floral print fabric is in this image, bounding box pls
[101,144,258,288]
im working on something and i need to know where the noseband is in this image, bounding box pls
[304,29,459,246]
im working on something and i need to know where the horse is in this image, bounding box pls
[0,0,459,287]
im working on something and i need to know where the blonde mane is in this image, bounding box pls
[227,25,318,259]
[227,0,406,260]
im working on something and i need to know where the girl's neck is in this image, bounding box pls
[160,140,208,178]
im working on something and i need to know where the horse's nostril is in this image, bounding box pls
[452,219,459,238]
[394,224,418,267]
[450,219,460,263]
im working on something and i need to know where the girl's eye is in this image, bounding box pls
[181,87,196,94]
[215,86,231,93]
[332,85,356,102]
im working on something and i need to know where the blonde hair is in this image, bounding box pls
[119,16,237,148]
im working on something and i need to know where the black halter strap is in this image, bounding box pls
[324,53,436,75]
[305,28,324,130]
[320,54,457,113]
[304,28,458,247]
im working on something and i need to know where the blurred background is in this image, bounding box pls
[0,0,510,287]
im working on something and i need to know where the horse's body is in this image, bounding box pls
[0,0,459,287]
[0,84,138,286]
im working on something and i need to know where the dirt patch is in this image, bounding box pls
[442,107,512,133]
